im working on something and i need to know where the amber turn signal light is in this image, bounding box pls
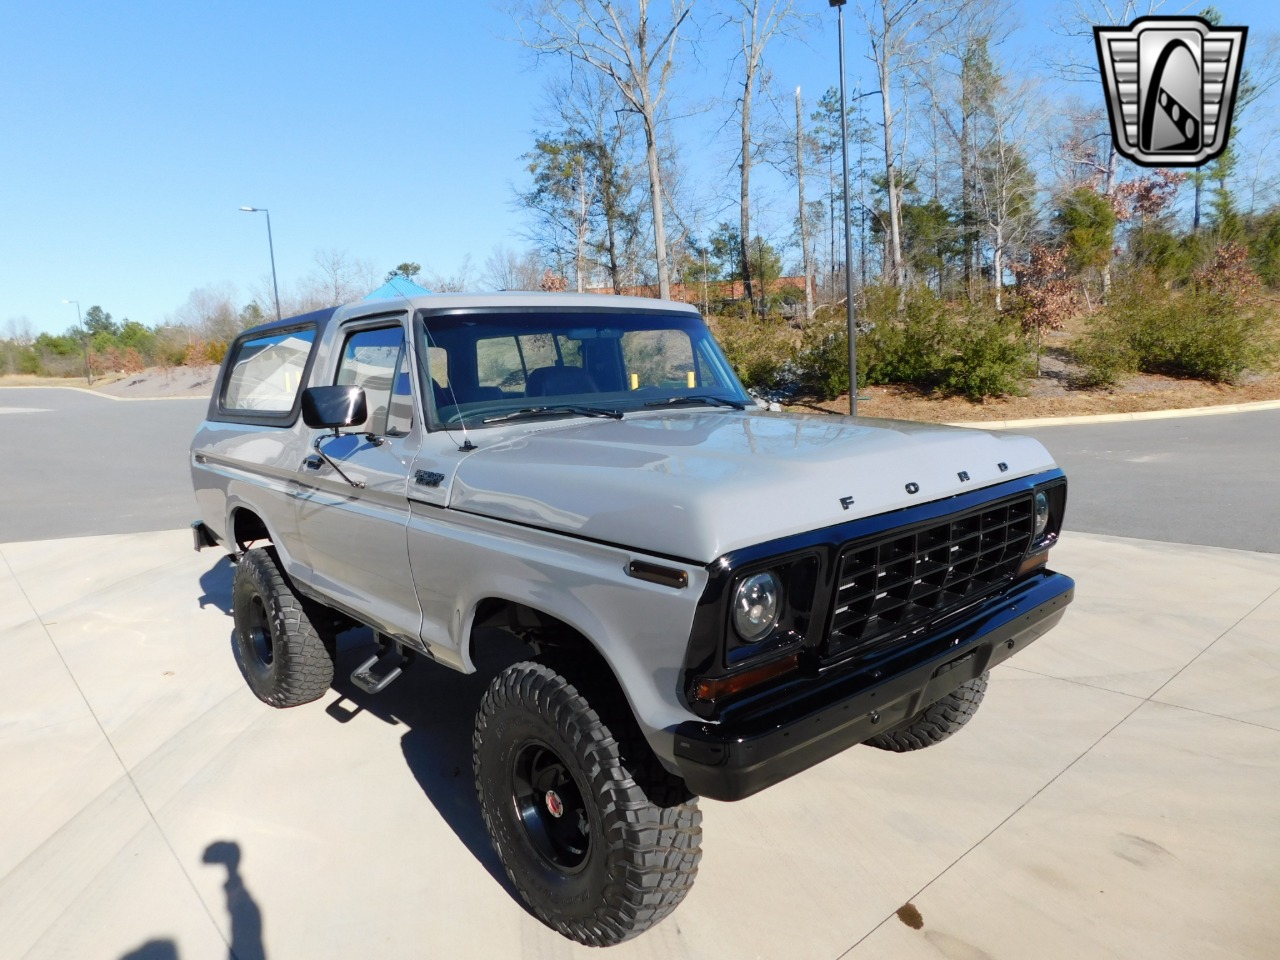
[694,654,800,703]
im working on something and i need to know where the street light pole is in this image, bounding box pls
[239,206,282,321]
[829,0,859,416]
[61,298,92,385]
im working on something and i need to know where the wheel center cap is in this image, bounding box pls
[545,790,564,818]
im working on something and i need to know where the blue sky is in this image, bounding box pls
[1,1,1274,336]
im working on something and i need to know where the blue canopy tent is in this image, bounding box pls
[363,276,432,301]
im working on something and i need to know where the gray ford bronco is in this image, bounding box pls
[190,292,1073,945]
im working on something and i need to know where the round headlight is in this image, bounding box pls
[733,572,782,643]
[1033,491,1050,539]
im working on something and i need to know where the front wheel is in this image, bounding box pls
[231,547,334,707]
[473,661,701,946]
[863,672,989,752]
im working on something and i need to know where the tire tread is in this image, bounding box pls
[474,661,701,946]
[864,672,989,752]
[233,548,334,707]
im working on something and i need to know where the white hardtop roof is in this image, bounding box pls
[346,291,702,319]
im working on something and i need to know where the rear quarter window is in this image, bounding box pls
[214,323,320,424]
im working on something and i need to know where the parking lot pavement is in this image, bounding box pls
[0,388,206,542]
[2,529,1277,960]
[1015,408,1280,555]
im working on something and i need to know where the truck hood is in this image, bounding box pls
[448,410,1056,562]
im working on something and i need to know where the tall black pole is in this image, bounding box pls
[241,207,282,321]
[835,2,859,415]
[264,210,281,321]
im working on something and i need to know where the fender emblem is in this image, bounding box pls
[839,496,855,511]
[905,482,920,495]
[414,470,445,488]
[958,471,970,482]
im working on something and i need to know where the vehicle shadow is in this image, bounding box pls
[194,560,525,913]
[197,556,235,615]
[323,629,525,909]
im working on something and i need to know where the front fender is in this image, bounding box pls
[407,504,708,764]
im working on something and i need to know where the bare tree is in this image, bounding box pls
[425,256,476,293]
[859,0,940,295]
[1050,0,1169,294]
[482,246,548,291]
[972,75,1041,311]
[4,316,34,346]
[311,248,377,305]
[519,0,692,299]
[520,132,598,289]
[554,71,645,293]
[908,0,1013,300]
[172,283,242,342]
[519,70,645,295]
[722,0,806,310]
[3,316,34,375]
[795,86,815,321]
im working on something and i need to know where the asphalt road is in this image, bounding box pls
[1018,409,1280,555]
[1,386,1275,554]
[0,387,206,543]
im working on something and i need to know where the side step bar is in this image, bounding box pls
[350,637,408,695]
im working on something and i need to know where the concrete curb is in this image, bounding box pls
[946,398,1280,430]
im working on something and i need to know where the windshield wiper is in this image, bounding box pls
[643,395,747,411]
[481,405,624,424]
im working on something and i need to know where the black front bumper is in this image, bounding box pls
[672,569,1074,801]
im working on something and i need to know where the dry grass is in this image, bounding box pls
[795,367,1280,423]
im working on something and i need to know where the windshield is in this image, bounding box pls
[416,309,752,428]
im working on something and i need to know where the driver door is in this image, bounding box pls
[292,319,423,640]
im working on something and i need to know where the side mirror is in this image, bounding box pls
[302,385,367,431]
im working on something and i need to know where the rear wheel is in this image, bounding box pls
[864,672,989,752]
[473,661,701,946]
[231,548,334,707]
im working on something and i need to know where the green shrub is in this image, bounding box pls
[1074,320,1138,388]
[1078,260,1278,384]
[792,288,1029,401]
[795,306,857,399]
[940,309,1032,400]
[706,309,795,391]
[860,286,954,387]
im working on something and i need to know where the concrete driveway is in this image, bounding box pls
[2,389,1278,958]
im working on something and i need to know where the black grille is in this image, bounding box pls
[823,494,1035,660]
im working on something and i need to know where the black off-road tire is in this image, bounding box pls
[864,672,989,752]
[231,547,334,707]
[473,661,702,946]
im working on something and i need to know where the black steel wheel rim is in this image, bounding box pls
[511,740,590,872]
[246,595,274,666]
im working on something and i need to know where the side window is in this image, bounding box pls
[336,326,407,436]
[622,329,701,390]
[426,345,449,390]
[223,327,316,412]
[476,336,524,392]
[475,334,586,395]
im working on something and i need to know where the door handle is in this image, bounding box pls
[302,455,324,470]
